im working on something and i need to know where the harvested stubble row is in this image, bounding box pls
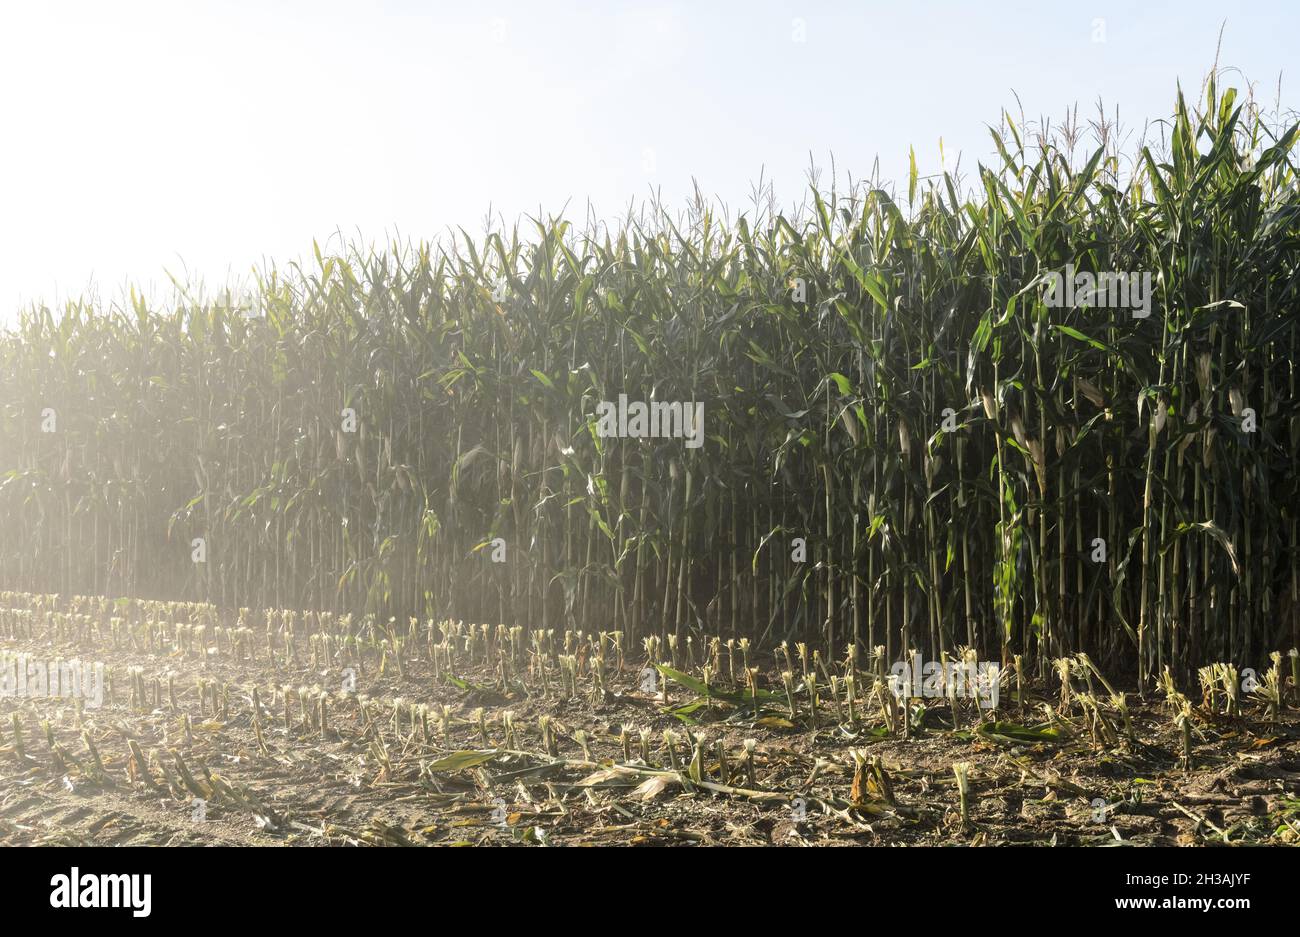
[1,591,1297,845]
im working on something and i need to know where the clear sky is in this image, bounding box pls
[0,1,1295,319]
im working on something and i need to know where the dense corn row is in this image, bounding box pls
[1,81,1298,685]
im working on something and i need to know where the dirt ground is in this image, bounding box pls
[1,618,1297,847]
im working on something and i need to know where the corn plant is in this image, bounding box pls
[0,80,1295,688]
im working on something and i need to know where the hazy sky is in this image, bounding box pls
[1,1,1295,318]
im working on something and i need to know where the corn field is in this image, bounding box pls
[2,82,1298,689]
